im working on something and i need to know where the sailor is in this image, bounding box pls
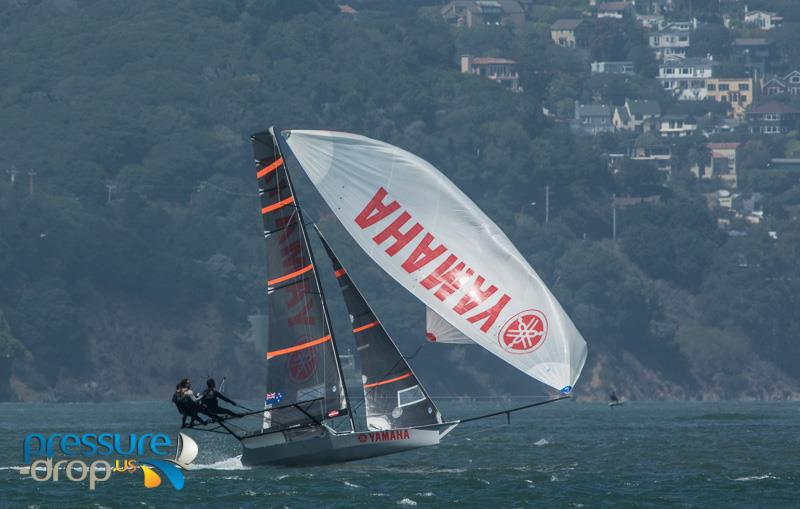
[175,379,208,428]
[200,377,241,421]
[610,391,619,404]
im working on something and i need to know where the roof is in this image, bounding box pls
[496,0,524,15]
[577,103,611,117]
[616,106,630,123]
[748,101,799,114]
[551,19,583,30]
[598,1,632,10]
[471,57,517,65]
[707,142,740,150]
[733,38,769,46]
[661,114,696,121]
[628,99,661,116]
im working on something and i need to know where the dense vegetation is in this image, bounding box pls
[1,0,799,401]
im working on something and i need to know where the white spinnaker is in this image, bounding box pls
[284,130,587,392]
[426,307,473,344]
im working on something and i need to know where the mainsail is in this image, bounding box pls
[283,130,587,393]
[316,229,443,431]
[251,129,351,430]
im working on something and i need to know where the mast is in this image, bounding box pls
[251,128,352,432]
[272,128,356,432]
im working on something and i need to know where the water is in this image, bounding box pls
[1,400,798,508]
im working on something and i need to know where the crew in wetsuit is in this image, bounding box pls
[200,378,240,421]
[173,378,208,428]
[610,391,619,404]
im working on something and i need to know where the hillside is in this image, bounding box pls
[1,0,799,402]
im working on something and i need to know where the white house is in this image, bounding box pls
[659,114,698,137]
[658,57,715,101]
[649,29,690,61]
[743,7,783,30]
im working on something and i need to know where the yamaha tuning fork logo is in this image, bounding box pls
[498,309,548,354]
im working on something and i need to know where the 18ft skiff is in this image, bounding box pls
[196,128,587,466]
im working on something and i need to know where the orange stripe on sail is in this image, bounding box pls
[256,157,284,178]
[267,335,332,359]
[268,263,313,286]
[352,321,379,333]
[261,196,294,214]
[334,268,347,278]
[363,372,412,389]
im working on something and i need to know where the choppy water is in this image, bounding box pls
[1,400,798,508]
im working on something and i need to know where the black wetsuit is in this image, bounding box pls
[174,389,208,427]
[200,388,240,420]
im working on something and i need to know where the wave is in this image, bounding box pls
[343,481,362,488]
[534,438,550,446]
[188,455,249,471]
[397,499,417,506]
[732,474,778,482]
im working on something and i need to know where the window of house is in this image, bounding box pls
[719,84,729,91]
[768,87,780,94]
[791,76,800,83]
[708,84,717,91]
[765,113,780,121]
[740,83,749,91]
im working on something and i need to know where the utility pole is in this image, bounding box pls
[106,181,117,203]
[7,166,18,186]
[612,193,617,241]
[545,185,550,224]
[27,170,36,196]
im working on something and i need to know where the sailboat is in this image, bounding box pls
[199,128,587,466]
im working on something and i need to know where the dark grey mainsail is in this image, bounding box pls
[251,129,351,432]
[315,229,443,431]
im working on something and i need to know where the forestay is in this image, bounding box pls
[316,229,443,430]
[284,130,587,393]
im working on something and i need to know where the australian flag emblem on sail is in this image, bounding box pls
[265,392,284,406]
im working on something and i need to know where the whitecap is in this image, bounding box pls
[344,481,362,488]
[188,456,249,470]
[397,499,417,506]
[733,474,778,482]
[415,492,434,497]
[534,438,549,446]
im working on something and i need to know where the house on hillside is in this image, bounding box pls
[551,19,585,48]
[460,55,521,92]
[636,13,665,29]
[659,114,697,137]
[649,28,691,61]
[706,77,754,119]
[732,38,773,76]
[571,102,614,135]
[632,133,673,174]
[613,99,661,132]
[658,58,715,101]
[763,70,800,96]
[747,101,800,135]
[338,4,358,18]
[691,142,740,188]
[441,0,526,28]
[597,1,635,19]
[591,61,635,74]
[743,7,783,30]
